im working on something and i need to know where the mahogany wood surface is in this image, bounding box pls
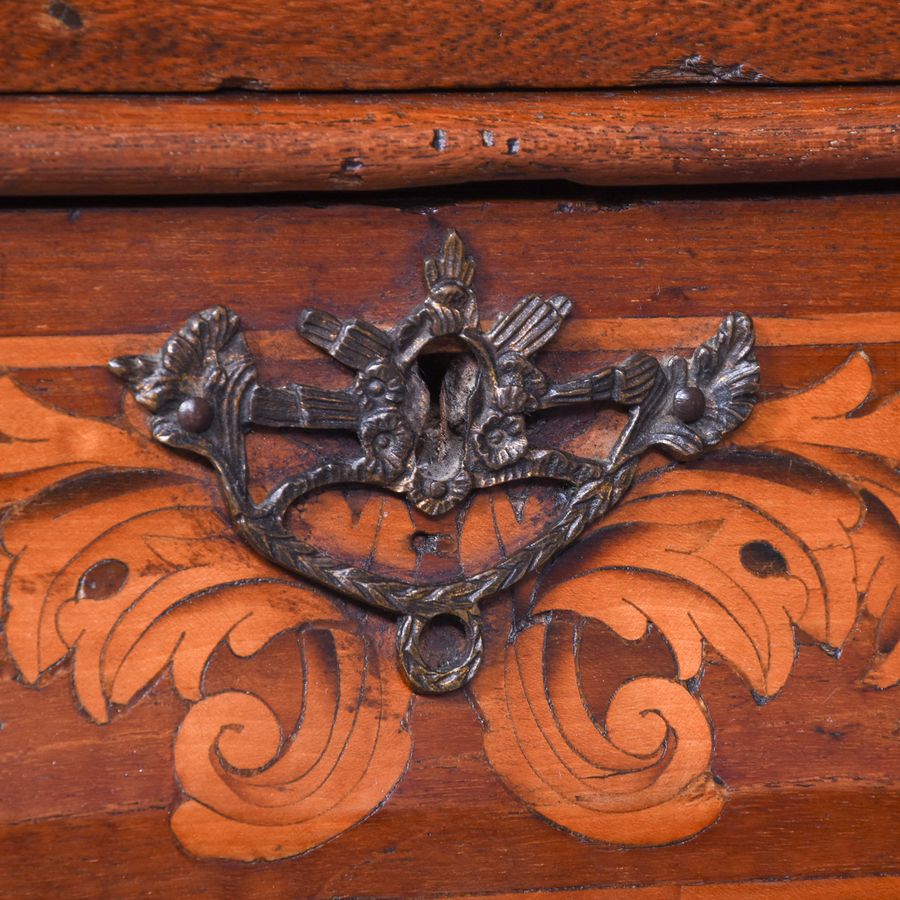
[3,0,899,92]
[2,89,899,196]
[1,193,898,897]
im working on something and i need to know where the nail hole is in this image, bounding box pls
[431,129,448,151]
[48,1,83,29]
[340,156,364,175]
[411,531,456,557]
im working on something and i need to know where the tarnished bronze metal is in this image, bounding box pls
[672,385,708,422]
[176,395,215,432]
[109,231,759,693]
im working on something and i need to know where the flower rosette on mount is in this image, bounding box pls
[360,410,414,481]
[108,306,256,491]
[408,467,473,516]
[358,359,406,408]
[619,312,759,460]
[495,351,549,414]
[473,413,528,470]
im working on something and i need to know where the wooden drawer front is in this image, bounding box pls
[4,0,899,92]
[1,193,898,897]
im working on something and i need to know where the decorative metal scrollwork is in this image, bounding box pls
[109,231,759,693]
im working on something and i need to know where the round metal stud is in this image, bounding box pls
[427,479,448,498]
[177,396,214,432]
[672,386,706,423]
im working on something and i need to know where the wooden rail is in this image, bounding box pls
[1,88,897,195]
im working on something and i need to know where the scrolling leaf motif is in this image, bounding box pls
[471,350,900,846]
[0,378,412,861]
[1,301,897,858]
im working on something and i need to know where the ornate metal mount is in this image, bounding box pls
[109,231,759,693]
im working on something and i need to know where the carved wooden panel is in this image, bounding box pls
[1,195,898,896]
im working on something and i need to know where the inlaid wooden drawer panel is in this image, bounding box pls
[1,191,898,897]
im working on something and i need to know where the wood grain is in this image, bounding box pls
[1,195,898,896]
[1,193,897,339]
[1,89,898,195]
[3,0,900,91]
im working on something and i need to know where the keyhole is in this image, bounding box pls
[417,352,458,409]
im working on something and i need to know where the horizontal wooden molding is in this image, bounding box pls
[1,88,898,196]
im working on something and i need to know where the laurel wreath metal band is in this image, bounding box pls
[109,231,759,693]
